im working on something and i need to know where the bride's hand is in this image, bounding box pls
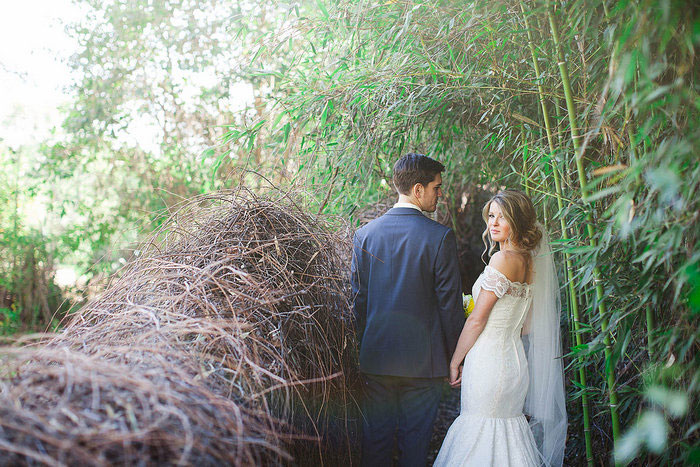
[449,363,462,388]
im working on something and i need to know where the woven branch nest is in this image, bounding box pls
[0,189,360,466]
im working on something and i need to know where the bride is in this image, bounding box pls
[434,190,567,467]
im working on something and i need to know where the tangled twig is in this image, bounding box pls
[0,188,359,466]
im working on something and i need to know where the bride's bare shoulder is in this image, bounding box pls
[488,251,527,283]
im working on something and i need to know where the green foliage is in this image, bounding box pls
[0,145,68,333]
[275,0,699,463]
[1,0,327,332]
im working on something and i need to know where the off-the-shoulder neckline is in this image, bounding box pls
[485,264,532,287]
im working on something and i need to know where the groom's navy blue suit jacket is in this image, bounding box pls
[351,207,465,378]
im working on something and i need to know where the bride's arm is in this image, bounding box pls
[449,252,517,386]
[449,290,499,386]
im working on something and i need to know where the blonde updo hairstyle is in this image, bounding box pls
[481,190,542,264]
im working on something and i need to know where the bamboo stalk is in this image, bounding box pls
[646,305,655,357]
[546,1,622,455]
[519,2,594,463]
[521,126,531,196]
[624,87,655,359]
[613,21,655,360]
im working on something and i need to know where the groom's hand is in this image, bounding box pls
[449,364,463,388]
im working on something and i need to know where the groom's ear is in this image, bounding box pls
[412,182,423,198]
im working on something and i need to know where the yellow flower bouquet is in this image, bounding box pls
[463,293,475,318]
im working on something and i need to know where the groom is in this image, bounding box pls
[351,153,464,467]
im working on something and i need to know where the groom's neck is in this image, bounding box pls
[397,194,420,208]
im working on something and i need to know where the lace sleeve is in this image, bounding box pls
[480,265,511,298]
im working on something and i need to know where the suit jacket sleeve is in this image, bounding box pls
[434,229,465,354]
[350,231,367,341]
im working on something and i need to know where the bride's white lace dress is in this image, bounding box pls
[434,265,540,466]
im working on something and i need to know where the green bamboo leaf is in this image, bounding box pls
[270,111,285,132]
[250,120,266,132]
[249,45,266,65]
[283,122,291,142]
[320,101,330,127]
[210,150,231,188]
[646,386,689,417]
[522,142,529,162]
[316,0,328,19]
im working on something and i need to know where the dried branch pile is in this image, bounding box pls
[0,190,359,466]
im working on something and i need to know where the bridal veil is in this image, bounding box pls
[523,225,568,466]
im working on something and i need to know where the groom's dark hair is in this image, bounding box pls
[392,153,445,195]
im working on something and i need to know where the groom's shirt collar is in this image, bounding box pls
[393,202,422,212]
